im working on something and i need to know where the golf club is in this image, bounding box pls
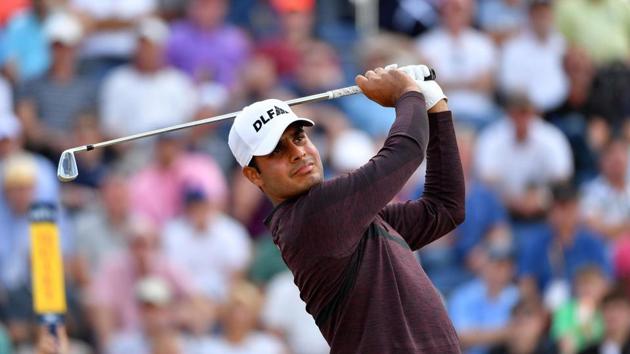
[57,68,436,182]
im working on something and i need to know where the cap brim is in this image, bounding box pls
[252,117,314,157]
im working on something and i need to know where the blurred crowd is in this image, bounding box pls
[0,0,630,353]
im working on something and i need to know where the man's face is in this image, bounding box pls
[243,124,323,204]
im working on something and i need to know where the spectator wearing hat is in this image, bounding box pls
[100,17,197,140]
[128,132,227,226]
[70,0,158,79]
[448,242,520,354]
[499,0,569,114]
[518,184,611,308]
[578,285,630,354]
[166,0,251,88]
[88,216,200,350]
[162,186,252,302]
[477,0,528,45]
[0,0,51,83]
[16,11,99,160]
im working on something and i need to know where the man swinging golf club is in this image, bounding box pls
[229,65,465,353]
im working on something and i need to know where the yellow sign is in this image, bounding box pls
[30,222,67,314]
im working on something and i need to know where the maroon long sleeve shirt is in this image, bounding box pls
[265,91,465,353]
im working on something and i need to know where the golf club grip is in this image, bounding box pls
[329,68,437,99]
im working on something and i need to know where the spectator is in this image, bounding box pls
[0,325,7,354]
[499,0,568,113]
[105,276,202,354]
[552,265,608,354]
[129,133,227,226]
[166,0,251,88]
[580,138,630,241]
[0,75,11,115]
[489,298,557,354]
[72,172,132,284]
[416,0,499,128]
[71,0,158,78]
[100,17,197,139]
[518,184,611,307]
[579,285,630,354]
[257,0,316,81]
[205,281,286,354]
[449,243,520,354]
[555,0,630,67]
[261,271,329,354]
[292,40,344,95]
[162,187,252,302]
[0,152,73,344]
[476,93,573,226]
[477,0,528,45]
[0,0,51,83]
[88,216,198,349]
[16,11,99,160]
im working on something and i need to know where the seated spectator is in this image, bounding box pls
[0,0,51,83]
[489,298,557,354]
[205,281,286,354]
[72,171,132,286]
[292,40,344,95]
[71,0,158,78]
[477,0,527,45]
[257,0,316,81]
[579,285,630,354]
[420,125,509,296]
[449,243,520,354]
[552,265,608,354]
[129,133,227,226]
[499,0,568,113]
[416,0,499,128]
[518,184,611,306]
[0,152,74,344]
[162,187,251,302]
[105,276,201,354]
[88,216,199,349]
[16,11,99,160]
[166,0,251,88]
[476,93,573,224]
[100,17,197,140]
[580,138,630,241]
[261,271,329,354]
[555,0,630,67]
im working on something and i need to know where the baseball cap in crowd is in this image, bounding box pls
[228,99,314,167]
[271,0,315,13]
[135,276,173,306]
[136,17,170,44]
[44,11,83,46]
[0,112,21,140]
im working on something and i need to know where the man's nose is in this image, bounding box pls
[287,142,306,162]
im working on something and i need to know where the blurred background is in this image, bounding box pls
[0,0,630,353]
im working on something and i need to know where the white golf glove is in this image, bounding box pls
[386,64,447,110]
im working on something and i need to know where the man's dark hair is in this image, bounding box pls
[601,284,630,307]
[248,158,259,172]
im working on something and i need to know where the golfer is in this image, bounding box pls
[229,66,465,353]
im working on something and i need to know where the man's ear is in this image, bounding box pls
[242,166,264,189]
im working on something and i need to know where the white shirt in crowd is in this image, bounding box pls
[162,213,251,301]
[416,28,498,121]
[71,0,157,58]
[204,332,285,354]
[0,76,12,115]
[262,271,330,354]
[580,176,630,228]
[475,117,573,198]
[500,30,568,112]
[101,65,197,137]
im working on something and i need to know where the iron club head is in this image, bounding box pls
[57,149,78,182]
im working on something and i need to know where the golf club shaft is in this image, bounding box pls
[73,86,362,154]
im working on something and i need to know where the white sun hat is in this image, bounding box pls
[228,99,314,167]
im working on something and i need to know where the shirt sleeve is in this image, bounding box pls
[378,111,465,251]
[296,91,430,257]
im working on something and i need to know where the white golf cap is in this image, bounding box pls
[228,99,314,167]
